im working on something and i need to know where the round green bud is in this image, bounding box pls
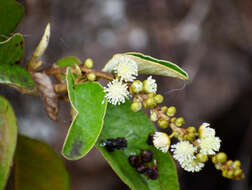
[84,58,94,69]
[226,160,233,167]
[227,170,234,178]
[215,163,221,170]
[144,97,156,109]
[148,93,156,98]
[158,119,169,129]
[87,73,96,81]
[216,152,227,163]
[212,156,218,164]
[150,111,158,122]
[170,117,176,123]
[161,106,168,113]
[166,106,176,117]
[130,80,143,94]
[131,102,142,112]
[233,160,241,169]
[187,132,196,141]
[187,126,196,133]
[196,153,208,163]
[222,170,228,177]
[175,117,185,127]
[234,168,242,177]
[154,94,164,104]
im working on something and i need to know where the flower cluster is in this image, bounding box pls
[101,55,244,179]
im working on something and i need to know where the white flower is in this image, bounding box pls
[104,79,129,105]
[198,136,221,155]
[153,132,170,153]
[171,141,197,164]
[143,76,157,93]
[181,159,205,172]
[199,123,216,138]
[113,56,138,82]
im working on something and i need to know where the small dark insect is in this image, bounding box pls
[141,150,153,163]
[104,137,127,152]
[136,164,148,174]
[145,167,159,180]
[128,155,142,168]
[147,133,154,145]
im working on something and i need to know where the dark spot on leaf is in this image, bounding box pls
[68,140,83,158]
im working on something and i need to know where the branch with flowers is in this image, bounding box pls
[0,6,245,189]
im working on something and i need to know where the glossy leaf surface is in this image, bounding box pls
[62,68,107,160]
[96,101,179,190]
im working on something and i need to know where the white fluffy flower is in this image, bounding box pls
[199,123,216,138]
[143,76,157,93]
[104,79,129,105]
[181,159,205,172]
[153,132,170,153]
[171,141,197,164]
[198,136,221,155]
[113,56,138,82]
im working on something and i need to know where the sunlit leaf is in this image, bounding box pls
[62,68,107,160]
[14,135,70,190]
[0,96,17,190]
[55,56,82,67]
[103,52,189,80]
[96,101,179,190]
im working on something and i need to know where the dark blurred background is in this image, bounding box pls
[1,0,252,189]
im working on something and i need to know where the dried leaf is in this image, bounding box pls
[32,72,58,120]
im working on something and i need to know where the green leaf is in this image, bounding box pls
[103,52,189,80]
[62,68,107,160]
[0,96,17,190]
[0,34,34,89]
[55,56,82,67]
[14,135,70,190]
[96,101,179,190]
[0,0,24,41]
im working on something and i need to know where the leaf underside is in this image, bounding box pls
[62,68,107,160]
[96,101,179,190]
[102,52,189,80]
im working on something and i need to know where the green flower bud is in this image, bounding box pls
[131,102,142,112]
[170,117,176,123]
[175,117,185,127]
[84,58,94,69]
[158,119,169,129]
[130,80,143,94]
[233,160,241,169]
[212,156,218,164]
[227,170,234,178]
[143,97,156,109]
[154,94,164,104]
[222,170,228,177]
[216,152,227,163]
[226,160,233,167]
[186,132,196,141]
[234,168,242,177]
[161,106,168,113]
[166,106,176,117]
[150,111,158,122]
[215,163,221,170]
[187,126,196,133]
[87,73,96,81]
[196,153,208,163]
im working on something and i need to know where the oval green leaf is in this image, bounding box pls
[96,100,179,190]
[55,56,82,67]
[14,135,70,190]
[102,52,189,80]
[62,68,107,160]
[0,96,17,190]
[0,34,34,89]
[0,0,24,41]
